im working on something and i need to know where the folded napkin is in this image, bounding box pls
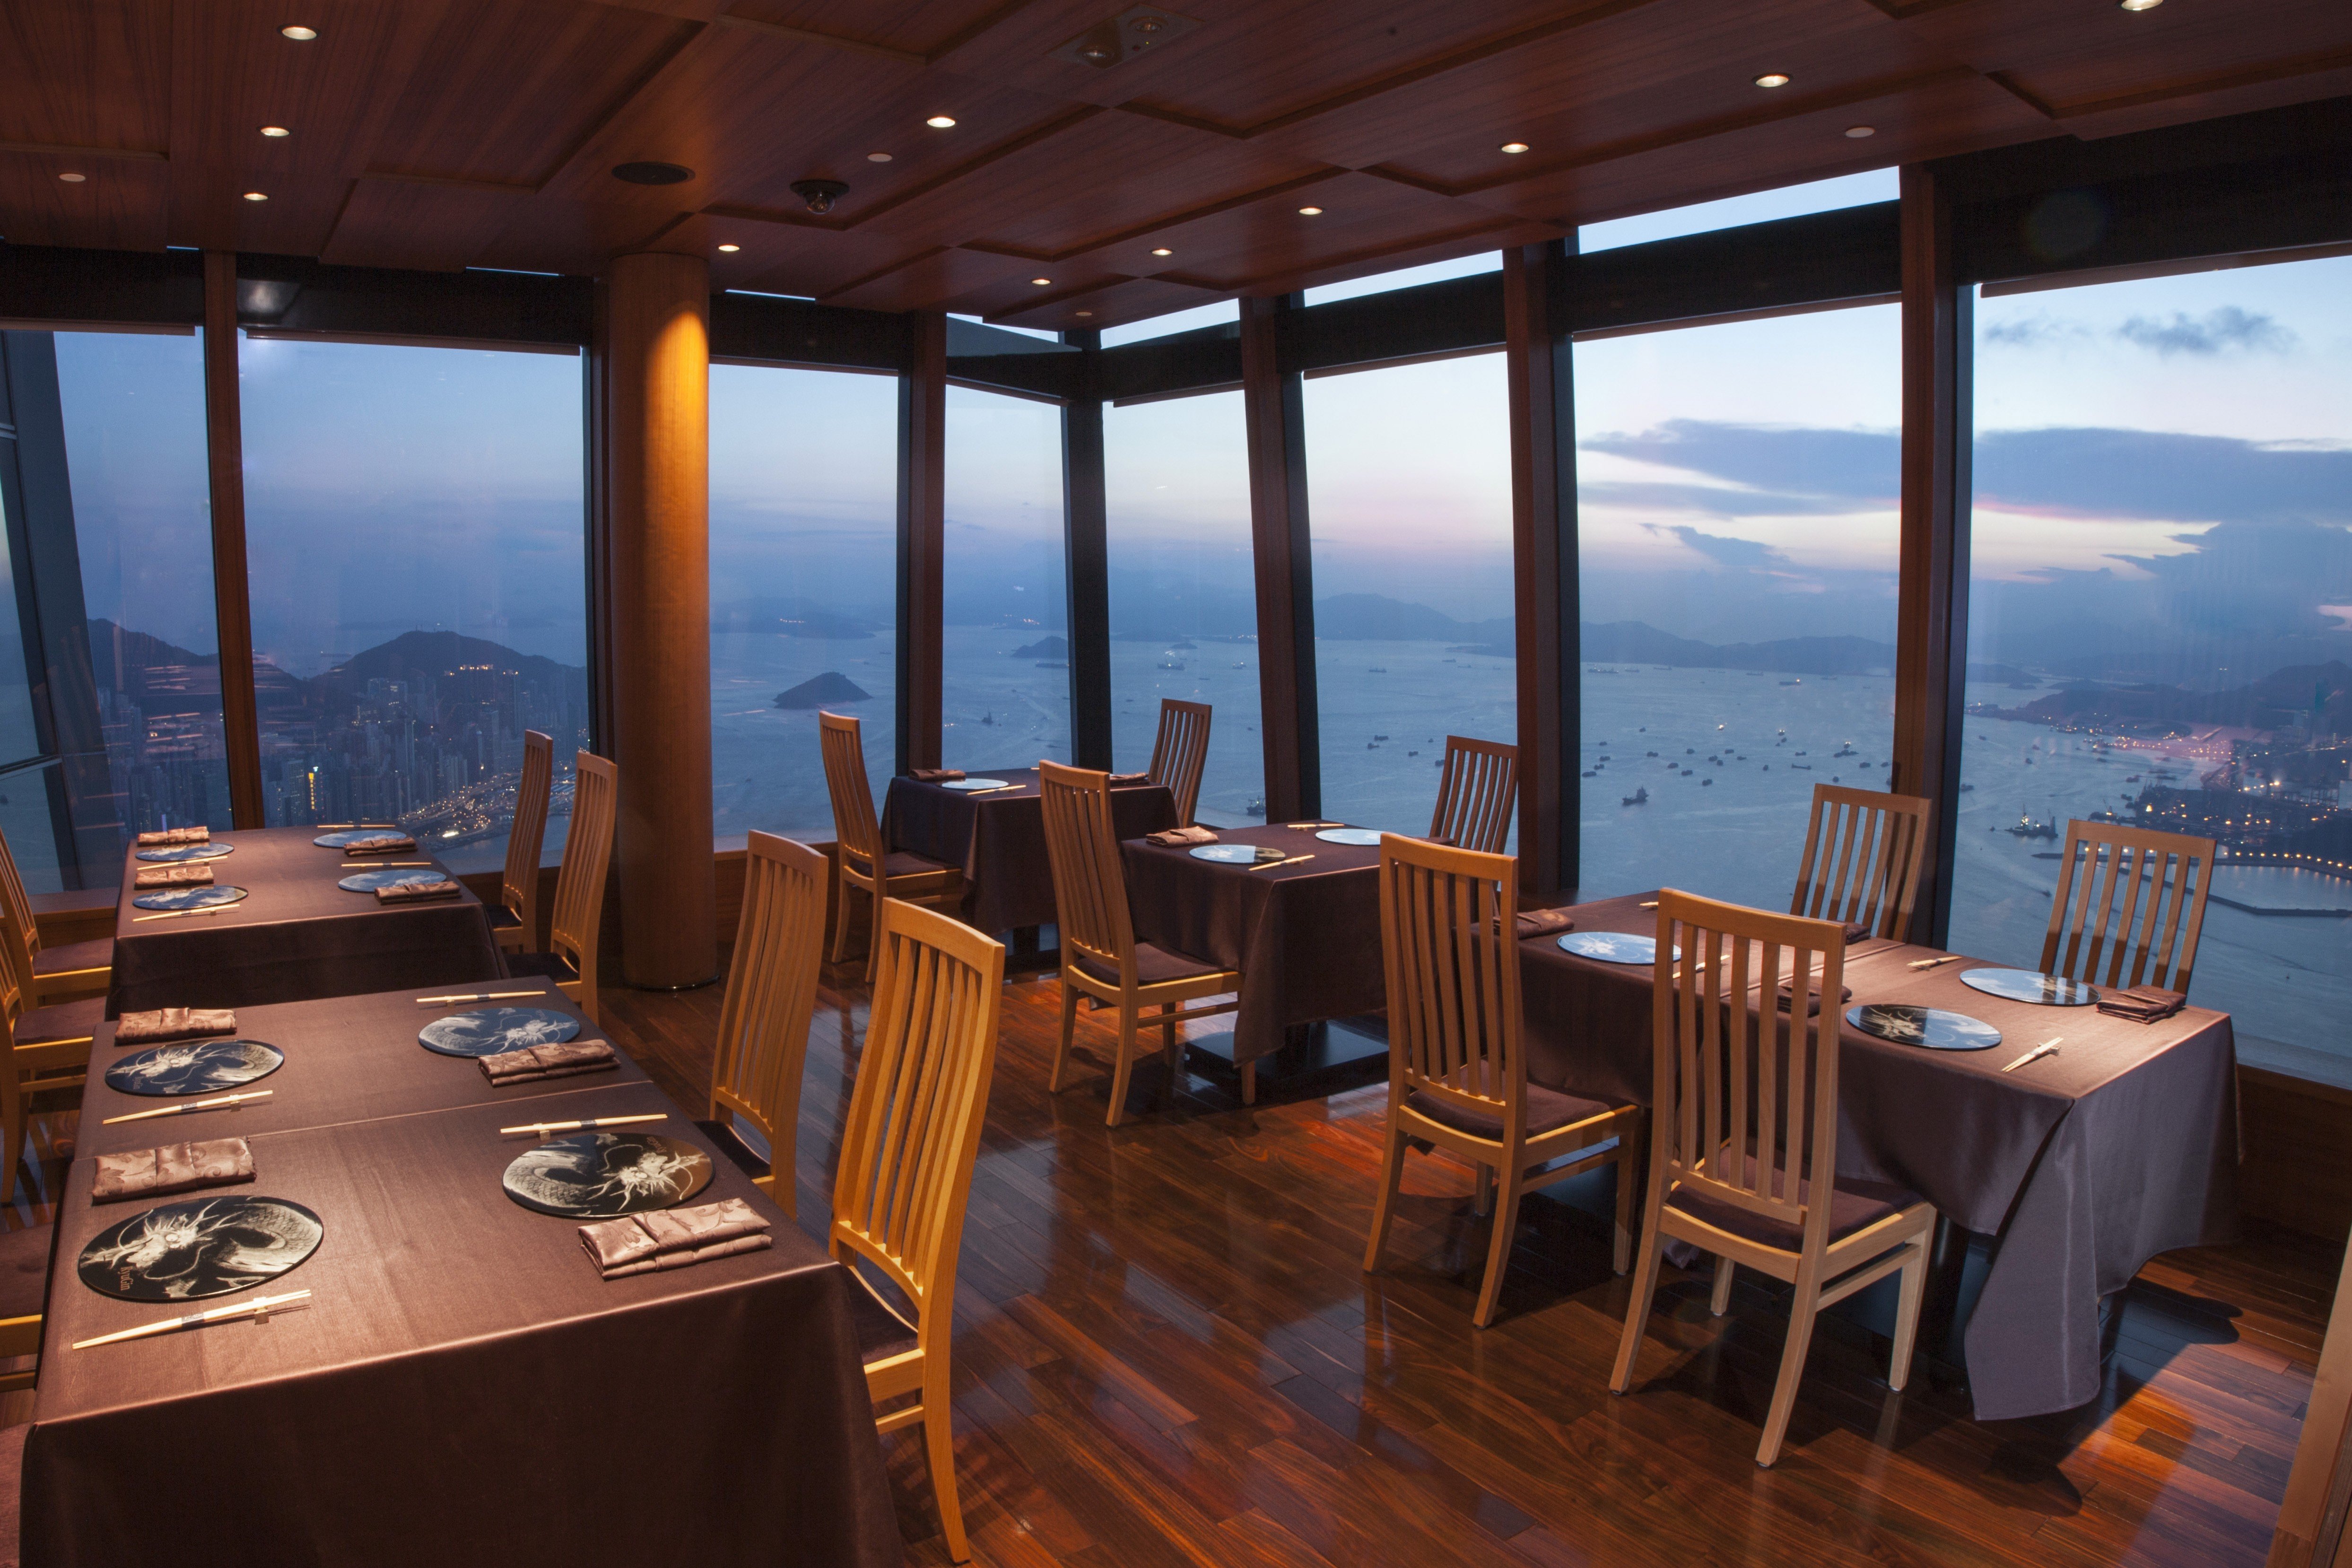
[479,1038,618,1085]
[2097,984,2186,1023]
[580,1197,772,1281]
[114,1008,237,1045]
[1841,919,1875,943]
[133,863,216,889]
[1108,772,1153,786]
[1777,979,1855,1014]
[92,1137,255,1204]
[136,827,210,847]
[1515,908,1575,940]
[375,878,458,903]
[343,832,417,855]
[910,768,965,784]
[1146,825,1219,847]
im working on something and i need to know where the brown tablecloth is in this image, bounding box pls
[1519,891,2239,1422]
[886,767,1178,934]
[1121,823,1384,1064]
[107,828,503,1017]
[22,1083,902,1568]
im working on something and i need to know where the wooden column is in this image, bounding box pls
[1240,294,1319,822]
[1062,329,1114,770]
[1503,240,1579,899]
[1890,165,1973,946]
[200,251,266,829]
[601,252,715,987]
[897,311,946,775]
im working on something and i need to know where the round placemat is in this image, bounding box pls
[939,778,1010,792]
[338,867,449,893]
[1846,1003,2003,1051]
[312,828,407,848]
[1191,843,1287,865]
[78,1195,324,1302]
[131,884,247,912]
[1959,967,2100,1008]
[136,843,235,863]
[502,1132,713,1218]
[105,1039,284,1097]
[1314,827,1384,846]
[1558,931,1680,964]
[418,1006,582,1058]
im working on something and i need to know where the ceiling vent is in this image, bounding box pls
[611,161,694,186]
[1051,8,1199,69]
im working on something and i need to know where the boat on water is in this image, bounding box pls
[1245,797,1265,818]
[1622,787,1648,805]
[2007,812,2058,841]
[1779,679,1801,687]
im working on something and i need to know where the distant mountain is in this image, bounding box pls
[87,619,221,715]
[1582,622,1897,676]
[1015,636,1069,659]
[1315,593,1513,643]
[775,671,872,709]
[316,630,584,694]
[1984,661,2352,734]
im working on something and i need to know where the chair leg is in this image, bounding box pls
[1609,1221,1667,1394]
[829,867,854,967]
[1757,1264,1823,1467]
[1888,1234,1929,1393]
[1611,1139,1637,1276]
[0,1090,19,1205]
[1104,1004,1139,1128]
[864,880,887,985]
[1472,1164,1494,1219]
[918,1376,970,1564]
[1472,1159,1525,1328]
[1049,982,1077,1093]
[1363,1118,1408,1273]
[1709,1255,1736,1316]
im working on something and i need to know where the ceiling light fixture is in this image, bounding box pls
[261,125,290,138]
[1499,142,1530,155]
[1075,310,1094,317]
[1844,125,1875,138]
[58,172,85,183]
[280,24,316,39]
[243,191,269,201]
[1754,72,1790,87]
[717,243,740,253]
[1031,277,1052,286]
[1298,205,1324,215]
[2119,0,2163,9]
[926,115,956,129]
[791,178,848,214]
[867,152,893,162]
[1150,247,1172,256]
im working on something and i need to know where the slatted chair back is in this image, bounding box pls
[499,730,555,943]
[2041,819,2216,993]
[1148,698,1213,827]
[1429,735,1518,855]
[1651,890,1847,1260]
[1377,835,1529,1139]
[1789,783,1932,941]
[1037,761,1139,987]
[0,829,42,971]
[818,711,885,872]
[831,897,1003,1325]
[549,751,618,998]
[708,831,828,1214]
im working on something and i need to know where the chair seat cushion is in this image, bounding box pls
[847,1276,919,1366]
[1667,1153,1924,1252]
[0,1223,49,1322]
[17,996,104,1046]
[30,938,110,977]
[1405,1082,1615,1143]
[879,850,958,881]
[1071,941,1228,989]
[502,950,579,984]
[484,905,522,930]
[693,1119,773,1184]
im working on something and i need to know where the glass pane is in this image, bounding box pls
[1303,252,1499,307]
[1303,353,1516,836]
[52,328,234,839]
[0,764,60,893]
[1573,304,1901,906]
[237,337,590,871]
[0,441,37,769]
[1952,258,2352,1085]
[942,385,1069,773]
[1105,390,1261,824]
[1578,168,1897,254]
[1099,300,1236,349]
[709,363,898,842]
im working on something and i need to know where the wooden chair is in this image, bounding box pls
[0,828,109,1007]
[0,927,89,1207]
[503,751,616,1024]
[700,831,827,1218]
[832,897,1003,1565]
[1147,697,1212,827]
[1789,783,1931,941]
[819,711,963,983]
[489,729,555,954]
[0,1219,48,1392]
[1037,760,1242,1126]
[1364,835,1644,1327]
[1429,736,1517,855]
[2041,820,2216,993]
[1611,889,1935,1467]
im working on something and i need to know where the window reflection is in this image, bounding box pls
[942,385,1069,773]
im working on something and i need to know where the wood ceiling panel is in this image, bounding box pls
[988,271,1225,331]
[164,0,448,178]
[0,149,168,251]
[0,0,172,155]
[933,255,1137,318]
[2057,55,2352,142]
[723,0,1041,60]
[165,168,352,255]
[464,189,700,272]
[319,177,529,270]
[815,243,1048,310]
[652,211,937,298]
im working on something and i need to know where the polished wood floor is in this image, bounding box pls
[4,957,2330,1566]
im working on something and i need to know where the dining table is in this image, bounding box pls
[21,985,905,1568]
[1518,889,2240,1423]
[885,767,1178,935]
[105,828,504,1017]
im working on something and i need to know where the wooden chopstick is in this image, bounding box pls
[501,1112,667,1136]
[963,784,1020,795]
[1639,900,1659,909]
[132,907,226,923]
[102,1089,273,1125]
[74,1289,312,1350]
[358,861,434,868]
[2001,1039,2063,1073]
[1285,821,1341,829]
[416,989,549,1005]
[1254,854,1315,871]
[1908,954,1965,970]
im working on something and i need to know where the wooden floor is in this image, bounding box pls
[6,958,2333,1566]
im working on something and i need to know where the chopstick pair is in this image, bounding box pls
[102,1089,272,1125]
[1909,954,1966,970]
[2001,1039,2063,1073]
[1286,821,1341,830]
[132,907,225,923]
[1254,854,1315,871]
[73,1289,312,1350]
[500,1112,666,1137]
[416,989,548,1006]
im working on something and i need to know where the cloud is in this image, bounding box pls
[1983,314,2088,349]
[1579,481,1862,517]
[1641,524,1791,568]
[2113,306,2293,357]
[1581,420,1899,503]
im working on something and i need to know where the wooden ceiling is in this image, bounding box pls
[1,0,2347,330]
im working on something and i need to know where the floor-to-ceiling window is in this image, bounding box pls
[1302,352,1516,834]
[1105,389,1261,824]
[942,384,1069,773]
[0,410,51,889]
[237,336,589,871]
[1572,303,1902,906]
[709,363,898,843]
[1949,256,2352,1085]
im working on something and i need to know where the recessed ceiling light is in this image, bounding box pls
[1298,205,1324,216]
[1754,72,1791,87]
[1844,125,1876,138]
[280,25,316,40]
[1499,142,1530,155]
[717,243,740,253]
[1075,310,1094,318]
[261,125,290,138]
[867,152,893,163]
[243,191,269,201]
[1030,277,1052,286]
[2119,0,2162,9]
[58,172,85,183]
[1150,247,1172,256]
[926,115,956,129]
